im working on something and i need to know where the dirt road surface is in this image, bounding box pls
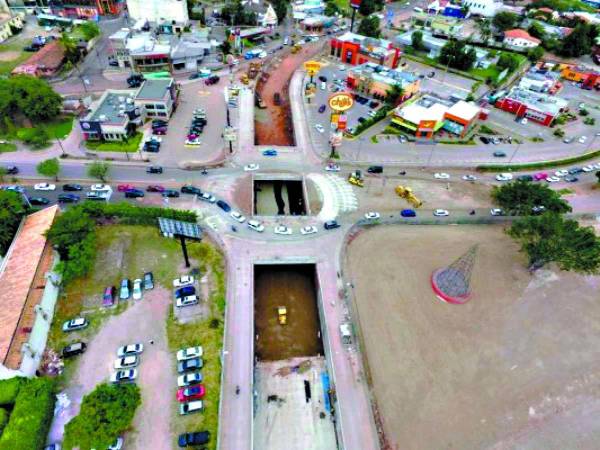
[346,225,600,450]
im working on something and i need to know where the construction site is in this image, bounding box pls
[345,224,600,450]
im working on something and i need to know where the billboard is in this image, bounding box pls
[304,60,322,76]
[328,93,354,112]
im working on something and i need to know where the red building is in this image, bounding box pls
[51,0,124,18]
[330,32,400,69]
[494,87,568,127]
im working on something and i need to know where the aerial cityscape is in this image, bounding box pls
[0,0,599,448]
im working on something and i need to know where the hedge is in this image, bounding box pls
[477,148,600,172]
[0,377,23,406]
[0,377,56,450]
[78,201,197,224]
[0,409,8,436]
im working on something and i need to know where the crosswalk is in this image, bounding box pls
[308,173,358,221]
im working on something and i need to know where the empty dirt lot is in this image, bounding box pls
[346,225,600,450]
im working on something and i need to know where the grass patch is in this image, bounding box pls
[85,132,143,153]
[45,116,74,139]
[370,135,378,144]
[0,142,16,152]
[0,38,30,76]
[477,148,600,172]
[478,124,498,135]
[166,241,225,450]
[556,188,575,196]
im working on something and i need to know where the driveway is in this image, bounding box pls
[48,287,174,450]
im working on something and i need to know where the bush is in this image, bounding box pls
[63,383,141,450]
[0,378,24,406]
[78,201,197,225]
[0,377,55,450]
[59,232,96,283]
[16,126,51,149]
[584,117,595,126]
[0,409,7,436]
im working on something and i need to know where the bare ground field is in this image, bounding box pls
[345,225,600,450]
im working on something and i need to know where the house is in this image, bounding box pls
[126,0,189,24]
[260,3,278,28]
[12,41,65,77]
[411,12,464,37]
[0,206,60,378]
[330,32,401,69]
[503,29,541,50]
[300,14,336,33]
[461,0,502,17]
[346,62,420,102]
[494,87,568,126]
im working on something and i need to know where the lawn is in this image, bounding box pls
[85,133,143,153]
[45,115,74,139]
[0,38,30,76]
[0,142,17,153]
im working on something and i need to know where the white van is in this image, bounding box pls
[180,400,204,415]
[413,6,424,12]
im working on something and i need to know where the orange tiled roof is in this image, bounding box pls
[504,29,542,44]
[0,205,59,364]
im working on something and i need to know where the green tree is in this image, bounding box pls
[59,32,80,63]
[324,0,340,16]
[0,191,27,255]
[476,18,492,44]
[0,167,6,182]
[36,158,60,181]
[527,21,546,40]
[439,39,476,70]
[596,171,600,184]
[271,0,288,22]
[87,161,111,182]
[508,213,600,274]
[527,45,545,62]
[61,233,96,282]
[559,23,593,57]
[8,76,62,123]
[491,180,572,216]
[359,0,384,16]
[492,11,519,31]
[78,22,100,41]
[358,16,381,38]
[46,208,95,259]
[385,84,405,106]
[411,30,425,51]
[496,52,520,72]
[63,384,141,450]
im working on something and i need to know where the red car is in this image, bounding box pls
[118,184,136,192]
[176,384,205,402]
[533,172,548,181]
[146,185,165,192]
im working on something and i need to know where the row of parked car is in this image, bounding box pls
[185,108,207,146]
[173,275,200,308]
[103,272,154,307]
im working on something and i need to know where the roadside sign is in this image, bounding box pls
[328,93,354,112]
[350,0,362,9]
[304,60,322,76]
[329,132,343,147]
[223,126,237,142]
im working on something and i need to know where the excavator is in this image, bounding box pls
[348,170,364,187]
[395,185,423,208]
[278,306,287,325]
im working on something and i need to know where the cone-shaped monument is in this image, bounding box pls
[431,245,478,304]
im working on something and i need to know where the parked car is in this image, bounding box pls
[110,369,138,383]
[173,276,194,287]
[119,279,130,300]
[62,342,87,358]
[143,272,154,290]
[367,165,383,174]
[263,149,278,157]
[216,200,231,212]
[324,220,340,230]
[91,184,111,191]
[34,183,55,191]
[178,357,203,374]
[180,400,204,415]
[177,384,206,402]
[433,209,449,217]
[300,226,318,235]
[62,317,89,332]
[103,286,116,307]
[62,183,82,191]
[480,136,490,144]
[318,104,326,113]
[162,189,180,198]
[205,75,220,85]
[114,355,139,369]
[86,191,108,201]
[29,197,50,205]
[533,172,548,181]
[230,211,246,223]
[58,194,80,203]
[181,185,202,195]
[434,172,450,179]
[177,295,199,307]
[107,438,124,450]
[132,279,143,300]
[146,166,163,174]
[247,220,265,232]
[175,286,196,299]
[490,208,504,216]
[153,127,167,135]
[3,165,18,174]
[401,209,416,218]
[364,212,380,220]
[146,185,165,193]
[177,346,203,361]
[125,188,144,198]
[178,372,203,387]
[274,225,292,235]
[495,173,513,181]
[178,431,210,447]
[152,119,168,128]
[117,343,144,357]
[517,175,533,182]
[493,151,507,158]
[199,192,216,203]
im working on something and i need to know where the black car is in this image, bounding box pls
[162,189,180,198]
[62,342,87,358]
[216,200,231,212]
[63,183,82,191]
[367,165,383,174]
[318,104,326,113]
[205,75,220,85]
[178,431,210,447]
[143,141,160,152]
[125,188,145,198]
[108,60,119,67]
[127,74,144,88]
[369,101,379,108]
[192,117,207,126]
[143,272,154,290]
[324,220,340,230]
[175,286,196,299]
[480,136,490,144]
[357,117,367,124]
[29,197,50,205]
[24,44,42,52]
[146,166,163,174]
[318,75,327,82]
[58,194,80,203]
[152,119,168,127]
[493,151,507,158]
[181,185,202,195]
[517,175,533,182]
[4,165,18,174]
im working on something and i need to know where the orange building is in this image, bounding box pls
[330,32,401,69]
[560,65,600,89]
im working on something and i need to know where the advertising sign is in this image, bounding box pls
[328,93,354,112]
[329,131,343,147]
[337,115,347,131]
[304,60,322,76]
[350,0,362,9]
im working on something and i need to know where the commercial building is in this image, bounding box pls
[0,206,60,378]
[560,65,600,90]
[503,29,541,50]
[330,32,401,69]
[494,87,568,126]
[460,0,502,17]
[12,41,65,77]
[518,67,562,93]
[134,78,177,118]
[45,0,124,18]
[346,62,420,103]
[0,8,22,43]
[126,0,188,24]
[391,94,482,138]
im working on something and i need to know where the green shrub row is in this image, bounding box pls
[476,148,600,172]
[78,201,197,224]
[0,377,23,406]
[0,377,55,450]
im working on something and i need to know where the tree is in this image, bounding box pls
[496,52,520,72]
[59,32,80,64]
[324,1,340,17]
[439,39,477,71]
[36,158,60,181]
[7,76,62,123]
[0,191,27,255]
[0,167,7,182]
[271,0,288,22]
[46,208,96,259]
[359,0,384,16]
[559,23,593,57]
[78,22,100,41]
[493,12,519,31]
[87,161,111,182]
[358,16,381,38]
[527,22,546,41]
[508,213,600,274]
[491,180,572,216]
[63,383,141,450]
[527,45,545,62]
[476,19,492,44]
[411,30,425,51]
[385,84,405,106]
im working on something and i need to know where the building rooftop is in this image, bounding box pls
[0,206,58,365]
[136,78,173,100]
[86,90,137,125]
[12,41,65,74]
[395,95,453,125]
[350,62,418,87]
[126,33,172,56]
[504,29,541,44]
[504,87,568,116]
[446,100,480,121]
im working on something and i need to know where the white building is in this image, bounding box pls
[461,0,502,17]
[503,29,541,50]
[126,0,189,24]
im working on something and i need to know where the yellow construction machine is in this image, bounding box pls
[278,306,287,325]
[395,185,423,208]
[348,170,364,187]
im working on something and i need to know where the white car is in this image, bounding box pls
[34,183,56,191]
[230,211,246,223]
[173,275,194,288]
[247,220,265,232]
[520,117,528,125]
[132,278,142,300]
[555,169,568,177]
[325,163,340,172]
[177,346,203,361]
[546,176,560,183]
[300,226,318,235]
[433,209,449,217]
[176,295,199,307]
[320,82,326,90]
[582,165,594,172]
[91,184,111,191]
[114,355,139,369]
[434,172,450,179]
[180,400,204,415]
[185,138,202,146]
[178,372,203,387]
[338,64,346,71]
[490,208,504,216]
[117,343,144,357]
[244,164,259,171]
[368,110,377,118]
[495,173,513,181]
[199,192,216,203]
[364,212,380,220]
[578,136,587,144]
[110,369,138,383]
[274,225,292,235]
[592,163,600,170]
[315,124,325,133]
[462,174,477,181]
